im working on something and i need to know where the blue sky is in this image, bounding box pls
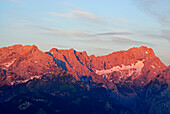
[0,0,170,65]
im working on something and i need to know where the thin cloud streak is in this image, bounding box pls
[110,37,151,45]
[49,12,73,18]
[18,23,133,37]
[18,23,147,46]
[75,37,151,46]
[39,42,70,49]
[147,29,170,42]
[18,23,89,37]
[113,17,129,24]
[49,9,129,25]
[49,9,102,23]
[93,32,132,36]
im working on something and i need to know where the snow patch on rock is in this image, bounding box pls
[96,60,145,76]
[151,65,155,68]
[2,59,16,67]
[11,75,41,85]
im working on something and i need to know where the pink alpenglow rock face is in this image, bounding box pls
[0,45,64,86]
[0,45,168,90]
[90,46,167,86]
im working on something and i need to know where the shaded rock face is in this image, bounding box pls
[133,66,170,114]
[0,73,133,114]
[48,48,104,84]
[0,67,169,114]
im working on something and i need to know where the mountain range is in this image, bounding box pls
[0,44,169,114]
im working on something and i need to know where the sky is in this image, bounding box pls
[0,0,170,65]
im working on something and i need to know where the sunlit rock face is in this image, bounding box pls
[0,45,63,85]
[90,46,167,86]
[0,45,167,90]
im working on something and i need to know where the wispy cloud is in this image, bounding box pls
[113,17,129,24]
[18,23,133,38]
[38,42,70,49]
[132,0,170,26]
[132,0,170,46]
[49,12,73,18]
[49,9,129,25]
[18,23,89,37]
[147,30,170,42]
[18,23,148,46]
[93,32,132,36]
[49,9,102,23]
[75,37,151,46]
[109,37,151,45]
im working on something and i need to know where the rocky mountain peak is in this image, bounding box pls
[0,45,168,88]
[0,44,169,114]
